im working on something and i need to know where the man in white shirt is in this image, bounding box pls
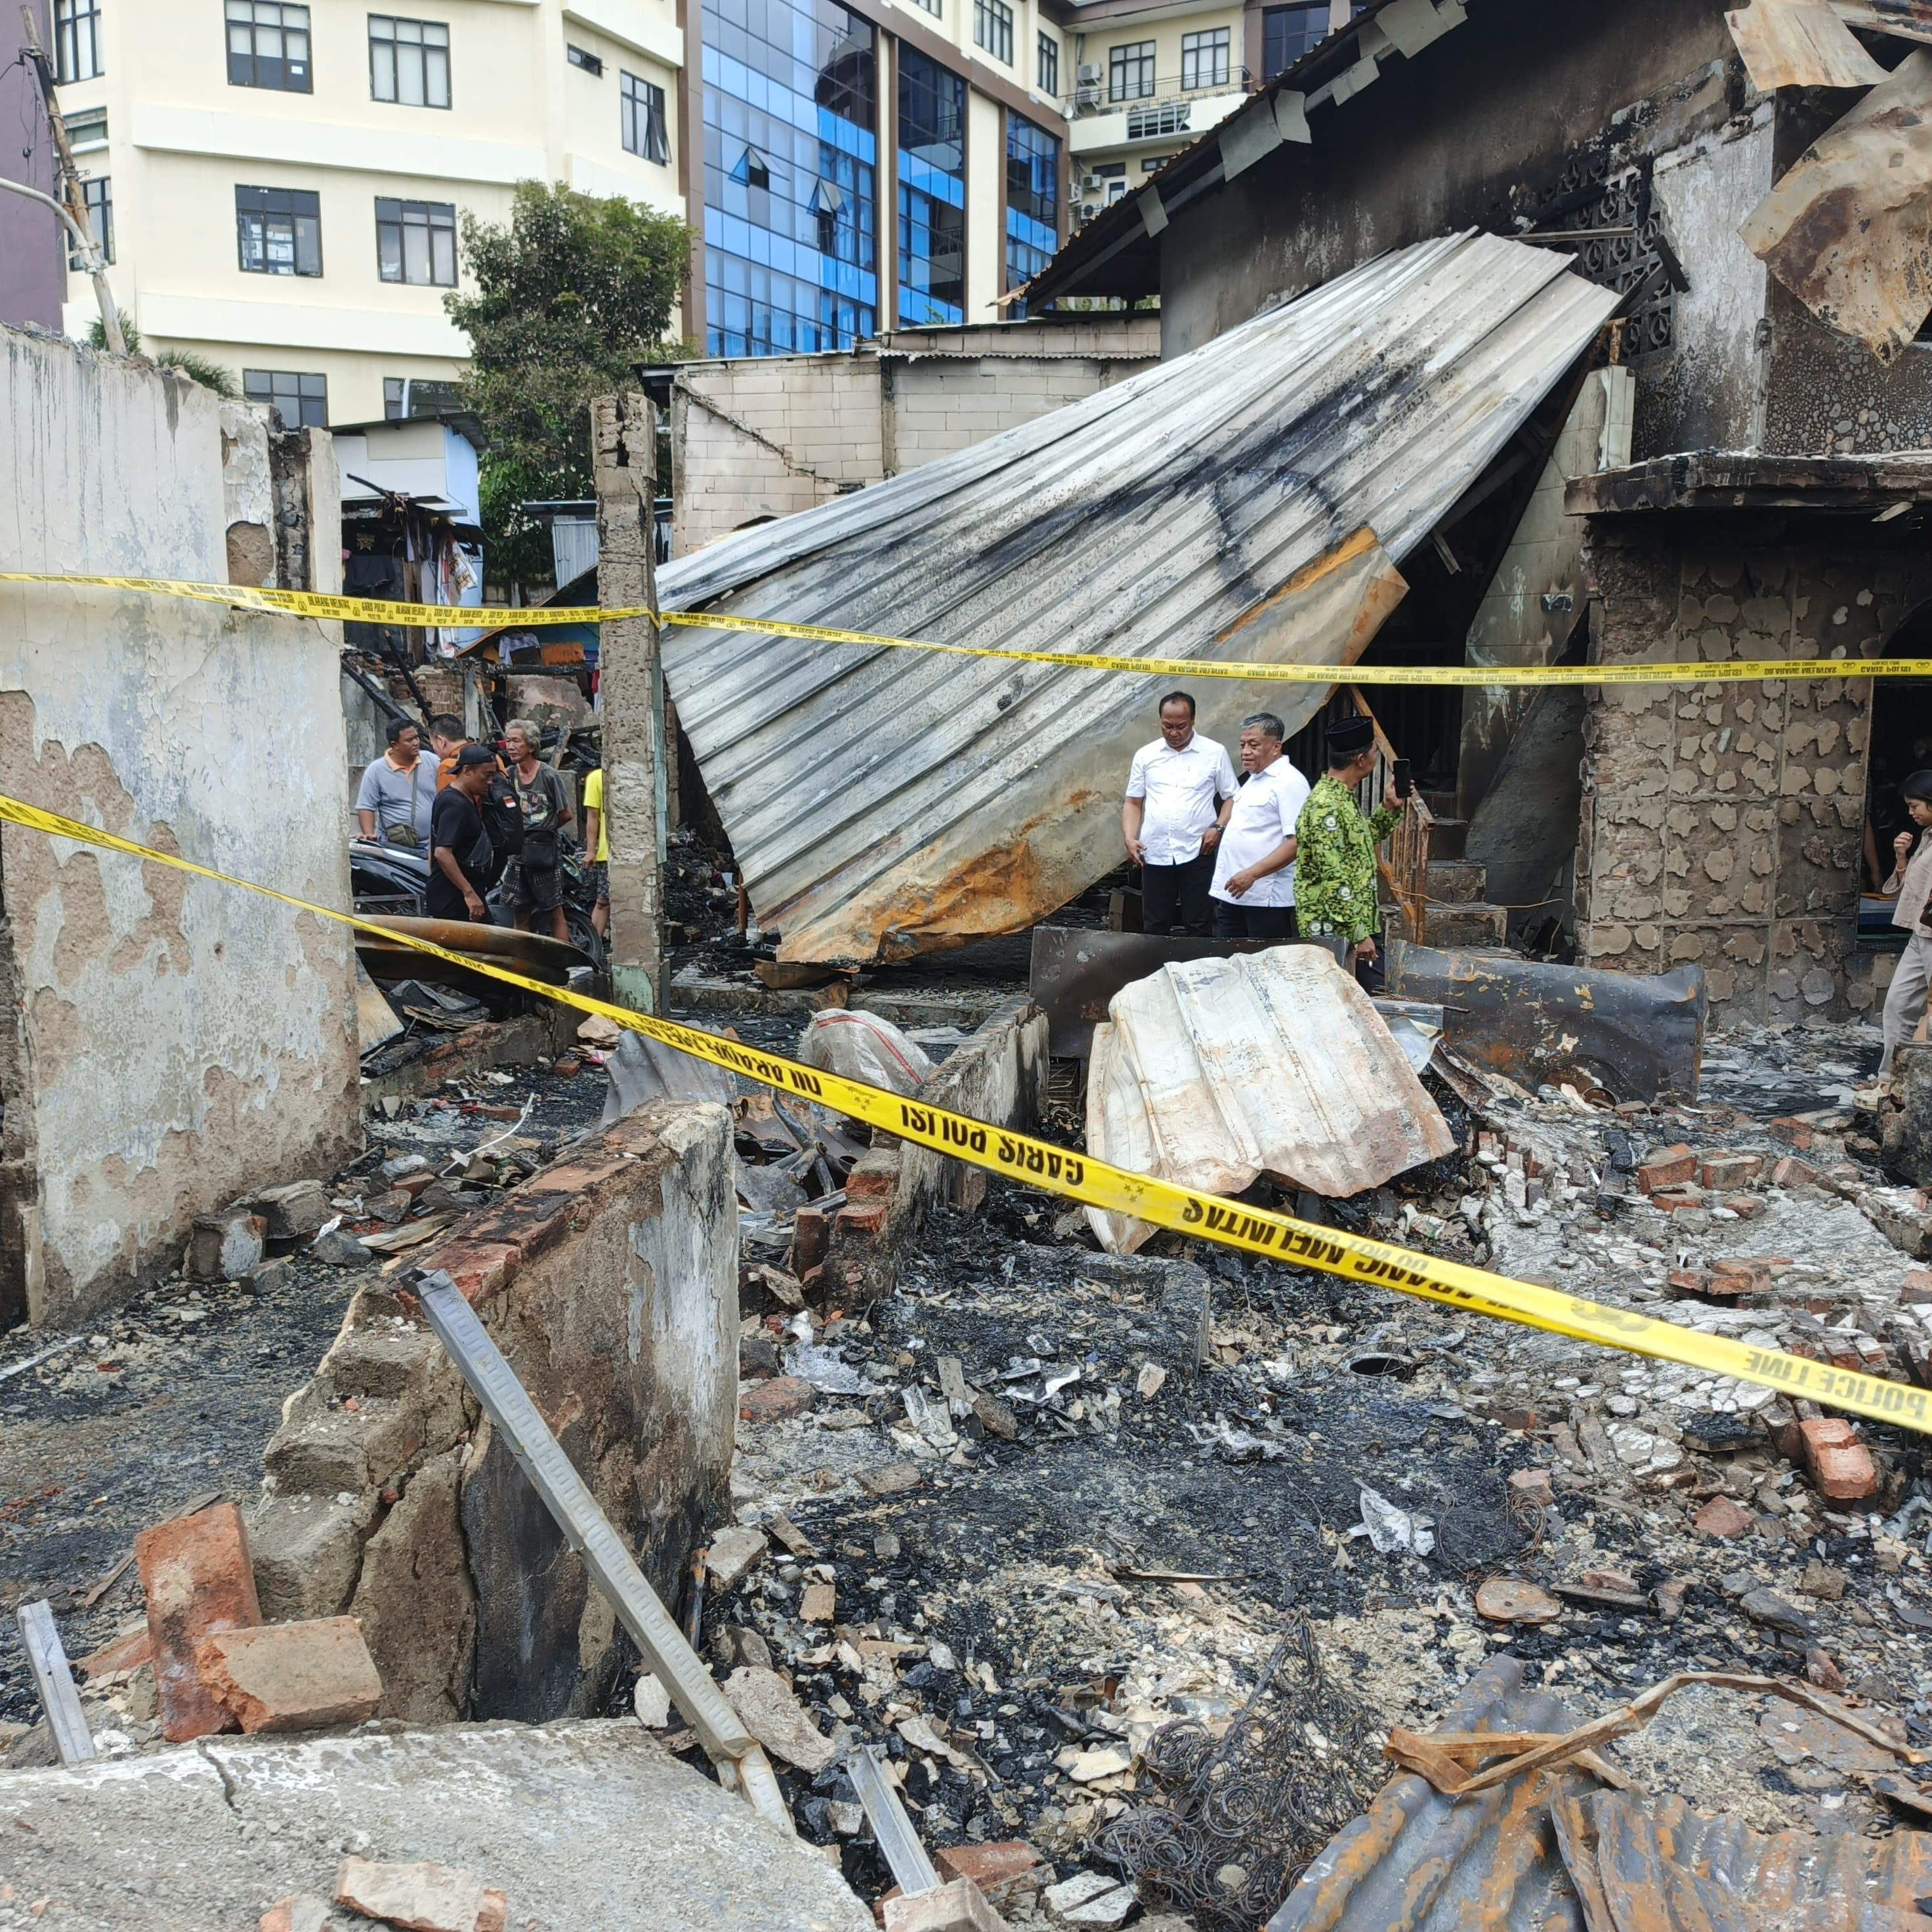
[1123,692,1238,936]
[1211,711,1312,940]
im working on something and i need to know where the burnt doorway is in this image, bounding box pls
[1862,606,1932,922]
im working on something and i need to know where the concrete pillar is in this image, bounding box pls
[594,394,667,1015]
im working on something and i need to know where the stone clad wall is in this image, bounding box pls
[1576,535,1932,1021]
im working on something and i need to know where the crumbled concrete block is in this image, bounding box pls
[333,1856,507,1932]
[1800,1560,1848,1600]
[1042,1872,1136,1927]
[196,1617,382,1733]
[249,1180,331,1242]
[242,1257,296,1294]
[249,1488,379,1624]
[856,1463,923,1497]
[189,1211,266,1280]
[705,1524,768,1591]
[934,1845,1043,1916]
[137,1502,262,1742]
[1799,1417,1879,1500]
[800,1582,837,1623]
[312,1228,374,1267]
[1700,1154,1762,1189]
[885,1878,1011,1932]
[740,1377,815,1423]
[259,1896,330,1932]
[633,1672,671,1728]
[721,1664,836,1772]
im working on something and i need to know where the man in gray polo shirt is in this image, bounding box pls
[355,718,436,848]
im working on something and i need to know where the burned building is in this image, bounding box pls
[969,0,1932,1022]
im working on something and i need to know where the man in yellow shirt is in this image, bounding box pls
[581,766,611,940]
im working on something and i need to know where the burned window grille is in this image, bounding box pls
[1534,157,1673,357]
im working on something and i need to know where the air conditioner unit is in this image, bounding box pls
[1077,62,1101,82]
[1077,200,1103,222]
[1073,83,1102,110]
[1078,173,1103,194]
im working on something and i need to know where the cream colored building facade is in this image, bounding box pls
[51,0,684,427]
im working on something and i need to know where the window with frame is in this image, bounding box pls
[227,1,310,90]
[64,105,108,150]
[384,375,463,419]
[1261,1,1324,77]
[243,368,327,429]
[621,71,669,163]
[1181,26,1228,90]
[973,0,1012,64]
[566,42,602,74]
[68,176,110,266]
[1108,40,1154,102]
[369,16,450,108]
[375,196,457,285]
[236,184,322,276]
[54,0,102,83]
[1036,32,1057,95]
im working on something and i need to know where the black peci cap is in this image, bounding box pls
[1324,716,1375,759]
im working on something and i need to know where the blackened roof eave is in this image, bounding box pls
[1024,0,1431,306]
[1568,450,1932,516]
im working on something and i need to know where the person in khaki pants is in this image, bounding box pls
[1880,770,1932,1082]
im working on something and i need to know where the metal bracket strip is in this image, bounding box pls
[16,1599,94,1765]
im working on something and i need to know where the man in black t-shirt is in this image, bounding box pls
[427,743,498,922]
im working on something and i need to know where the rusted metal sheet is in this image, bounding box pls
[1726,0,1885,89]
[1383,941,1705,1101]
[1085,945,1455,1250]
[1269,1657,1932,1932]
[1028,926,1346,1058]
[1832,0,1932,46]
[658,234,1620,966]
[1740,49,1932,361]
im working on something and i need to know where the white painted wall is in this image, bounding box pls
[0,326,362,1324]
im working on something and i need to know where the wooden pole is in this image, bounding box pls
[593,394,665,1013]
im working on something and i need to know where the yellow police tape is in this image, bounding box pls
[2,570,1925,690]
[0,788,1925,1440]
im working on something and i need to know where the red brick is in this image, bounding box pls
[1723,1194,1767,1219]
[1492,1407,1538,1432]
[1770,1156,1818,1188]
[1902,1271,1932,1305]
[836,1202,889,1239]
[413,1239,519,1306]
[136,1502,262,1742]
[1506,1468,1554,1507]
[936,1845,1043,1914]
[333,1857,507,1932]
[1799,1418,1879,1501]
[1637,1145,1696,1194]
[846,1154,900,1201]
[740,1376,816,1423]
[1692,1496,1756,1539]
[196,1617,382,1734]
[1651,1187,1706,1213]
[791,1205,830,1278]
[77,1628,152,1681]
[1666,1268,1709,1295]
[884,1879,1009,1932]
[259,1899,330,1932]
[1700,1154,1763,1189]
[1771,1118,1815,1150]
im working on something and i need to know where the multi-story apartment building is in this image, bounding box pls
[1057,0,1361,226]
[9,0,683,426]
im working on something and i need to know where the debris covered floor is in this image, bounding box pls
[3,1003,1932,1930]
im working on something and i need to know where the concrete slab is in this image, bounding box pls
[0,1719,872,1932]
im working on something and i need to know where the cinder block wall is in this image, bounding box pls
[251,1101,738,1725]
[1575,534,1932,1021]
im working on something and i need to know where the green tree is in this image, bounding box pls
[87,313,238,398]
[447,181,690,585]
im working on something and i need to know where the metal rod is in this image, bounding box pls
[845,1742,942,1896]
[409,1268,791,1830]
[16,1600,94,1764]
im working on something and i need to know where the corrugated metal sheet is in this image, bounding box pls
[1267,1658,1932,1932]
[1085,945,1456,1250]
[1725,0,1885,90]
[658,234,1619,965]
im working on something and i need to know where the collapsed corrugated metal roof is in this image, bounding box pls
[1085,947,1456,1251]
[658,232,1618,967]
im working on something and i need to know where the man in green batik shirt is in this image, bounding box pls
[1294,714,1408,973]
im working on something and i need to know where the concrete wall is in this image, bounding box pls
[1573,531,1932,1023]
[0,324,361,1327]
[252,1101,738,1725]
[669,316,1160,552]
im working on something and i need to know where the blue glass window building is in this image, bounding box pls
[701,0,878,354]
[1004,112,1059,305]
[896,47,966,326]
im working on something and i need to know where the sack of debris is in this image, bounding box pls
[795,1011,934,1101]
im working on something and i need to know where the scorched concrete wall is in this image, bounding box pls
[0,325,360,1326]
